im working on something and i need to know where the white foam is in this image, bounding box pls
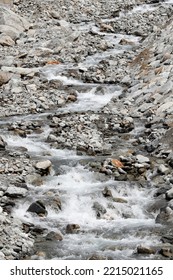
[60,86,122,112]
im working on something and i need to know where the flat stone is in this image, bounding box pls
[35,160,52,171]
[157,102,173,115]
[5,186,27,198]
[1,66,39,76]
[137,246,156,255]
[113,197,128,203]
[136,154,150,164]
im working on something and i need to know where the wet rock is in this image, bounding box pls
[137,246,156,255]
[154,186,172,197]
[46,231,63,241]
[35,160,52,176]
[92,201,107,218]
[161,235,173,245]
[159,248,173,259]
[102,187,112,198]
[25,174,43,186]
[66,224,80,234]
[13,129,26,138]
[119,38,134,46]
[155,207,173,224]
[88,254,107,260]
[147,197,168,213]
[42,193,61,212]
[27,201,48,216]
[113,197,128,203]
[166,187,173,201]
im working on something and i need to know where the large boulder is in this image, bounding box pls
[0,5,30,41]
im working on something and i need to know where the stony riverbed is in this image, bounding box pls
[1,0,173,260]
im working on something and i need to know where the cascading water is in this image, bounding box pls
[1,0,169,260]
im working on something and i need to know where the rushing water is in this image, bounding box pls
[1,1,167,259]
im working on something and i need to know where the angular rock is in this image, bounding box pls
[0,71,12,86]
[136,155,150,164]
[0,6,30,34]
[159,248,173,258]
[166,187,173,201]
[5,186,27,198]
[46,231,63,241]
[155,207,173,224]
[161,235,173,245]
[158,164,169,175]
[154,186,172,197]
[92,201,107,218]
[35,160,52,176]
[66,224,80,234]
[27,201,47,216]
[0,34,15,46]
[137,246,156,255]
[0,136,7,149]
[102,187,112,198]
[0,25,20,40]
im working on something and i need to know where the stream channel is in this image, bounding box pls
[1,1,169,260]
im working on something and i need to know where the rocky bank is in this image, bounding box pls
[1,0,173,260]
